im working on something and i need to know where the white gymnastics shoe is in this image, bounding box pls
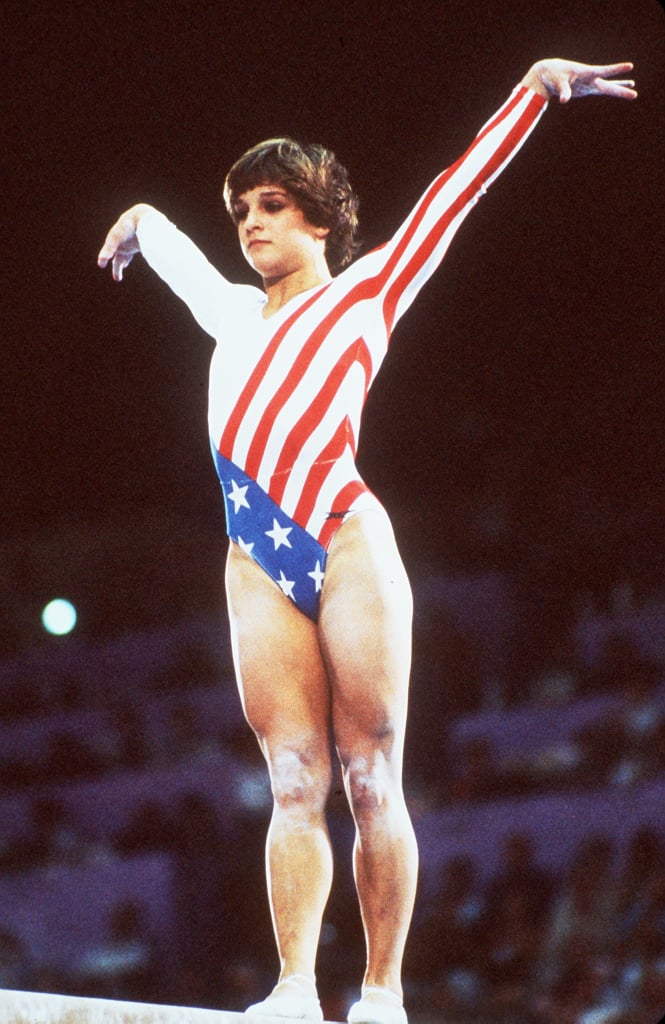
[347,986,407,1024]
[245,973,324,1020]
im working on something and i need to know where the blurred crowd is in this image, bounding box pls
[442,648,665,807]
[407,830,665,1024]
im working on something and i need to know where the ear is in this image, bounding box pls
[313,225,330,240]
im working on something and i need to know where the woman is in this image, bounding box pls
[98,59,636,1024]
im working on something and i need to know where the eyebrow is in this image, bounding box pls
[237,187,289,203]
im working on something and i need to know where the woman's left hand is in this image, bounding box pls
[522,59,637,104]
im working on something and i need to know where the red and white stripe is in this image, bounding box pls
[140,86,547,547]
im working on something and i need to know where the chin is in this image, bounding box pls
[247,251,275,273]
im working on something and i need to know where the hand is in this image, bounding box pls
[97,203,154,281]
[522,59,637,104]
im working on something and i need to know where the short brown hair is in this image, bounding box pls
[223,138,359,273]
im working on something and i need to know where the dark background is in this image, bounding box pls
[3,0,664,633]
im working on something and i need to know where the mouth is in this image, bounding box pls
[247,239,269,250]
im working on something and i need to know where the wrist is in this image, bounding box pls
[126,203,155,230]
[521,62,550,99]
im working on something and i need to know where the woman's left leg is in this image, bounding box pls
[318,509,418,1008]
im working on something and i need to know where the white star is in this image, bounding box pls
[237,536,254,556]
[227,479,250,514]
[308,560,325,592]
[277,571,296,600]
[265,518,293,550]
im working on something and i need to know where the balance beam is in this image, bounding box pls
[0,990,334,1024]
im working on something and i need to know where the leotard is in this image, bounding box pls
[137,85,547,620]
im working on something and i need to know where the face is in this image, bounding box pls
[232,185,329,281]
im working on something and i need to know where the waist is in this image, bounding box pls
[210,444,380,547]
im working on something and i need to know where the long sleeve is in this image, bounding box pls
[136,209,264,340]
[355,85,548,336]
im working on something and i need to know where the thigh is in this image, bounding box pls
[225,542,332,752]
[318,509,413,764]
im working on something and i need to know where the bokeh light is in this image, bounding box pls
[41,598,77,636]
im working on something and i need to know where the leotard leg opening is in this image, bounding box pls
[213,448,327,621]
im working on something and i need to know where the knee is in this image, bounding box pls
[344,752,397,822]
[266,745,331,812]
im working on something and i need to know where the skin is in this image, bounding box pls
[225,506,416,998]
[232,186,332,317]
[97,59,637,1011]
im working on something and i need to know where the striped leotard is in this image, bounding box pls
[138,85,547,620]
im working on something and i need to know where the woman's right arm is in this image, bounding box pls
[98,204,246,339]
[97,203,152,282]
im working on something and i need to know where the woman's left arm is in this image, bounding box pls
[521,59,637,104]
[359,58,636,338]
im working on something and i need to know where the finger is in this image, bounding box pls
[608,62,634,75]
[97,249,116,269]
[610,81,638,98]
[97,227,122,268]
[112,254,126,282]
[558,76,572,104]
[591,61,634,78]
[597,77,638,100]
[97,239,116,268]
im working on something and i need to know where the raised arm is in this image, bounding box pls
[355,82,548,335]
[521,58,637,104]
[345,57,637,341]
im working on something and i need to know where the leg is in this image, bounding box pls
[225,543,332,1011]
[319,510,417,1014]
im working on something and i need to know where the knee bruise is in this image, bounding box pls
[269,747,328,809]
[345,755,390,816]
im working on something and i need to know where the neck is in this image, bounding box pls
[262,260,332,318]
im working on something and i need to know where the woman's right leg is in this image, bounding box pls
[225,543,334,991]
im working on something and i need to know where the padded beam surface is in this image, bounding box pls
[0,990,328,1024]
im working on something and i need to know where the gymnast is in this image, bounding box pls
[98,59,636,1024]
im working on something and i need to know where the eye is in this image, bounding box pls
[263,200,285,214]
[233,204,248,222]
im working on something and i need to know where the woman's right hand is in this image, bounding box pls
[97,203,154,281]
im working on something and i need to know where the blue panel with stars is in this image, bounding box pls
[211,445,326,621]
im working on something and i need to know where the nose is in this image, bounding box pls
[243,205,262,235]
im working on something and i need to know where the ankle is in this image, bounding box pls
[279,972,318,990]
[361,984,403,1004]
